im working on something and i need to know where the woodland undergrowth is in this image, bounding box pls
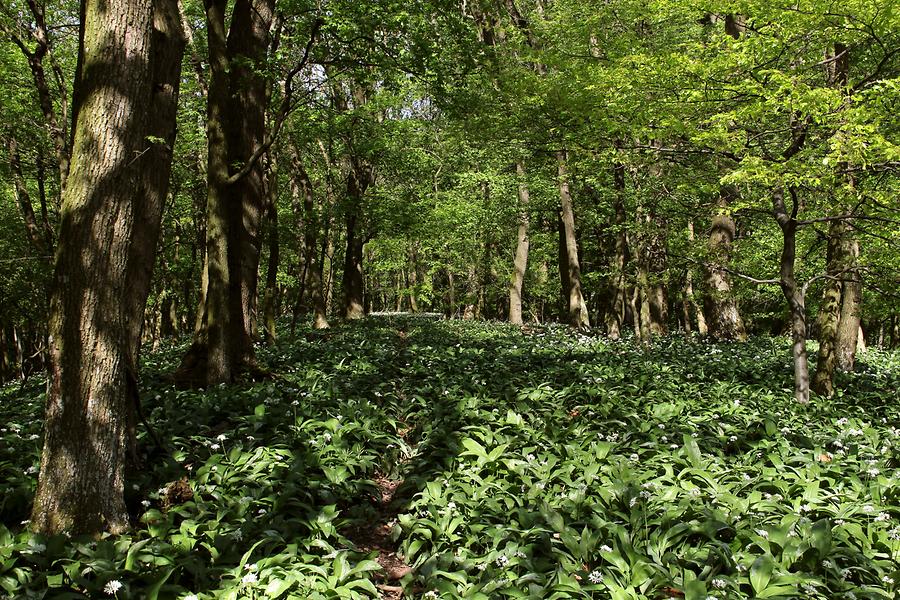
[2,316,900,599]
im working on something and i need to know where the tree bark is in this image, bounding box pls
[509,162,530,325]
[703,188,747,340]
[31,0,184,535]
[685,222,708,335]
[342,156,371,319]
[835,233,861,370]
[773,188,809,404]
[556,150,589,329]
[812,219,846,396]
[184,0,276,384]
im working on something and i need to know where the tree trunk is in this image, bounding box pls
[628,284,642,340]
[812,218,845,396]
[230,0,276,357]
[13,0,71,191]
[185,0,275,384]
[35,148,55,251]
[685,222,708,335]
[262,159,279,345]
[447,270,456,317]
[636,213,667,337]
[604,161,628,338]
[509,162,530,325]
[290,148,329,330]
[31,0,184,535]
[202,0,242,384]
[342,155,371,320]
[556,150,589,329]
[703,188,747,340]
[835,233,861,371]
[890,312,898,349]
[408,243,421,313]
[773,188,809,404]
[7,137,50,257]
[635,153,668,337]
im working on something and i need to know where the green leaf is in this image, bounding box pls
[750,555,774,594]
[810,519,832,557]
[347,559,383,577]
[265,576,296,597]
[460,437,488,460]
[682,435,702,468]
[145,567,175,600]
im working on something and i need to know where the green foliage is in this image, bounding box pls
[2,318,900,598]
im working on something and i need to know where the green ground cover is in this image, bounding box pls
[2,316,900,599]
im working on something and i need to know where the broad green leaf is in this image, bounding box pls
[751,555,774,594]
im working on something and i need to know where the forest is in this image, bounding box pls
[1,0,899,598]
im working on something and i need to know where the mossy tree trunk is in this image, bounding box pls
[703,188,747,340]
[814,42,861,392]
[31,0,184,535]
[813,219,847,396]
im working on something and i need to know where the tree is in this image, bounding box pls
[30,0,185,534]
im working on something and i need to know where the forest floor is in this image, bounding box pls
[1,315,900,599]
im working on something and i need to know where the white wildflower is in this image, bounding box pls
[103,580,123,595]
[241,572,258,584]
[589,570,603,584]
